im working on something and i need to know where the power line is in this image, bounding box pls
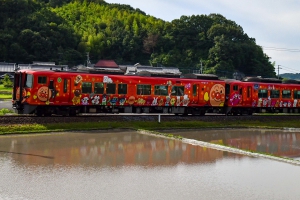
[262,46,300,52]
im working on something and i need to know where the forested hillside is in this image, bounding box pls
[0,0,276,78]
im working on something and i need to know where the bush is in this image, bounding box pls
[1,75,13,88]
[0,108,14,115]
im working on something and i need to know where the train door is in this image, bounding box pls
[63,78,71,103]
[48,79,55,104]
[246,85,252,106]
[193,84,199,104]
[225,83,230,104]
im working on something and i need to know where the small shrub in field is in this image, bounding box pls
[1,75,13,88]
[0,108,14,115]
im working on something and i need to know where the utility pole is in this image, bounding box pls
[86,52,91,67]
[200,60,203,74]
[277,65,282,79]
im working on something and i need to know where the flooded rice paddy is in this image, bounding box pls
[1,129,300,200]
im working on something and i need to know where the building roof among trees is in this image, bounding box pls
[94,60,119,68]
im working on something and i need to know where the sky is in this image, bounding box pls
[105,0,300,75]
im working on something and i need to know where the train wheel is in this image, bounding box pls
[200,110,206,116]
[35,109,43,117]
[69,108,77,117]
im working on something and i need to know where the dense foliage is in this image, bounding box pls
[0,0,276,78]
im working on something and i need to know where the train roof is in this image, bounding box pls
[242,76,282,83]
[183,73,219,80]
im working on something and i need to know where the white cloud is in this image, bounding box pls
[106,0,300,74]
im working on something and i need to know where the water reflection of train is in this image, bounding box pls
[0,132,240,167]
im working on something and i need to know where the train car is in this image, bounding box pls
[12,68,226,116]
[225,77,300,115]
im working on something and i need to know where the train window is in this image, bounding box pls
[193,85,197,96]
[137,84,151,95]
[282,90,291,99]
[94,83,104,94]
[154,85,168,96]
[49,80,54,90]
[38,76,47,84]
[63,79,68,93]
[118,84,127,94]
[294,90,300,99]
[25,74,33,88]
[82,82,92,93]
[233,85,238,91]
[106,83,116,94]
[171,86,184,96]
[258,89,268,98]
[247,86,251,98]
[270,90,280,98]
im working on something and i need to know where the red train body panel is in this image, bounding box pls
[12,69,225,116]
[12,69,300,116]
[225,78,300,114]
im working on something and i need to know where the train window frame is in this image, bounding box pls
[171,85,184,96]
[154,85,168,96]
[282,90,291,99]
[258,89,268,98]
[82,82,92,94]
[94,82,104,94]
[137,84,151,95]
[63,79,68,93]
[294,90,300,99]
[193,84,197,96]
[270,89,280,98]
[106,83,116,94]
[38,76,47,84]
[118,84,127,94]
[247,86,251,98]
[25,74,33,88]
[233,85,238,91]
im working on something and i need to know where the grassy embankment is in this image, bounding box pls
[0,84,14,116]
[0,84,12,99]
[0,118,300,135]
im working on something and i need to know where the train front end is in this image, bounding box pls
[12,70,35,114]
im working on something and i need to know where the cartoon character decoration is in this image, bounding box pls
[176,96,181,106]
[72,89,81,105]
[103,76,112,83]
[158,98,164,106]
[182,95,190,106]
[151,97,158,106]
[91,95,100,105]
[137,98,146,105]
[81,97,89,105]
[293,99,298,107]
[37,86,52,102]
[102,94,107,105]
[127,96,135,105]
[74,75,82,86]
[257,98,262,107]
[165,95,171,106]
[110,97,118,105]
[170,97,176,106]
[209,84,225,106]
[119,96,126,105]
[16,87,29,103]
[229,93,242,106]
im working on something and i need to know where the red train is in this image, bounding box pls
[11,67,300,116]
